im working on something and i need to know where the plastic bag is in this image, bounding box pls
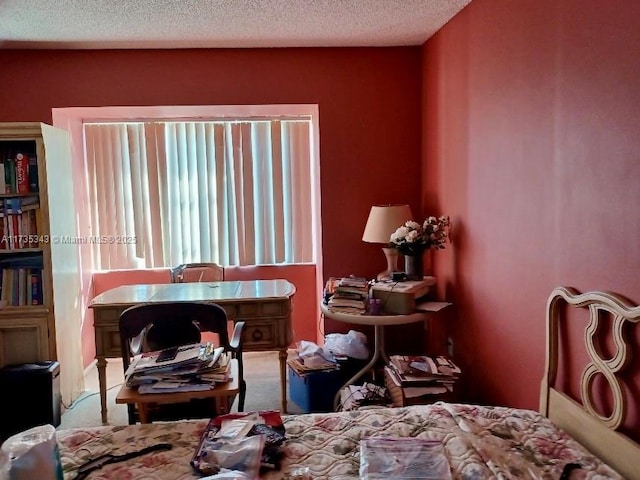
[0,424,63,480]
[192,411,285,474]
[296,340,336,367]
[193,432,265,479]
[324,330,369,359]
[359,437,452,480]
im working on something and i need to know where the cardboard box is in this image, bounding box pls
[371,277,436,314]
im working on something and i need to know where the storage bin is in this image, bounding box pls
[288,365,345,413]
[0,361,61,441]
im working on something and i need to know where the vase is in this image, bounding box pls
[404,252,424,281]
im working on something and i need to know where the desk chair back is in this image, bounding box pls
[118,302,246,423]
[170,263,224,283]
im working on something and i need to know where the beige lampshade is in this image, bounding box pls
[362,204,414,244]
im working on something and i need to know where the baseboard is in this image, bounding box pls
[83,359,97,377]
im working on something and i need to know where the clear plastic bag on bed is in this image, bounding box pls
[192,434,265,479]
[192,411,285,474]
[359,437,452,480]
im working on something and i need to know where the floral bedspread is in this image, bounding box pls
[56,402,622,479]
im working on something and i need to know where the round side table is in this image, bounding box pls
[320,303,428,409]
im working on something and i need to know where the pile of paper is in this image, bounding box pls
[386,355,460,393]
[124,342,232,394]
[287,340,338,374]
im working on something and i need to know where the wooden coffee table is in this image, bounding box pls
[116,359,240,423]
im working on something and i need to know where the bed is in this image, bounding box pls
[55,286,640,479]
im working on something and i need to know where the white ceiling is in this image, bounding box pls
[0,0,471,50]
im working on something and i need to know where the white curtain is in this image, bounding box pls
[83,119,314,269]
[41,124,87,409]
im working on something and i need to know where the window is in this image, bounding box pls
[77,107,319,270]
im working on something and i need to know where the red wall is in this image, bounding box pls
[0,47,423,353]
[423,0,640,432]
[0,49,423,282]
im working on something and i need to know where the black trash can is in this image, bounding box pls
[0,361,61,442]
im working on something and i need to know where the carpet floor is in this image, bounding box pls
[58,351,303,430]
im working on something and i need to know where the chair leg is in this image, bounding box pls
[127,404,137,425]
[238,380,246,412]
[236,353,245,412]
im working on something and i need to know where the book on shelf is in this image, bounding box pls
[28,155,38,192]
[31,269,43,305]
[0,266,44,306]
[4,157,14,194]
[15,152,30,194]
[1,152,38,195]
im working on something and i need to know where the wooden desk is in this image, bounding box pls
[116,359,240,424]
[89,280,296,423]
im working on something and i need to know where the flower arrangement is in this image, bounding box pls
[389,216,451,256]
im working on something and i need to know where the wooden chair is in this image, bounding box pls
[170,263,225,283]
[118,302,246,424]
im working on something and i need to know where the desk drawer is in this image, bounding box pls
[225,301,288,320]
[242,322,278,350]
[93,307,126,325]
[96,326,122,358]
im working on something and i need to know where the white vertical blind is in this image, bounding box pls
[83,118,315,269]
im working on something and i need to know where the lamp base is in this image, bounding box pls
[377,247,399,281]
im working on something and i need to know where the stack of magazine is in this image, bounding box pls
[124,342,232,394]
[386,355,461,394]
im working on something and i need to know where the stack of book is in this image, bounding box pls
[325,276,370,314]
[385,355,461,401]
[124,342,232,394]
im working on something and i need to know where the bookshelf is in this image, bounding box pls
[0,123,56,367]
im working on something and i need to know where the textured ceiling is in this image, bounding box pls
[0,0,471,49]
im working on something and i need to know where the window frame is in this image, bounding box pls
[52,104,323,272]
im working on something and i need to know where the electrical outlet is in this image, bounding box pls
[447,337,454,357]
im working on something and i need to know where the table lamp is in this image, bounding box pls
[362,204,413,281]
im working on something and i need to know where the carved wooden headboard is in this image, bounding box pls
[540,286,640,479]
